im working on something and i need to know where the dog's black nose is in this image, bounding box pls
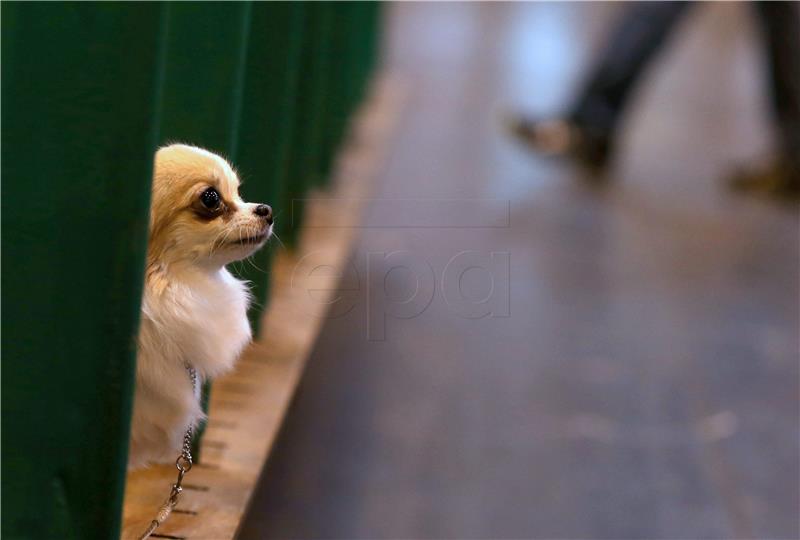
[254,204,273,224]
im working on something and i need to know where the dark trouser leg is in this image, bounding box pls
[754,1,800,178]
[570,2,691,139]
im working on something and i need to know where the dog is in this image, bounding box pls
[128,144,272,468]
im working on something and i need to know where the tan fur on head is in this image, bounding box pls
[128,144,272,469]
[148,144,271,272]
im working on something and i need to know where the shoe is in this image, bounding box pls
[506,115,612,170]
[728,157,800,201]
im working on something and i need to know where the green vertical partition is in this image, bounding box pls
[1,3,166,539]
[232,2,305,334]
[309,2,344,187]
[347,2,381,117]
[282,2,383,244]
[320,2,383,187]
[157,2,251,157]
[317,2,358,184]
[362,2,383,92]
[283,3,334,245]
[156,1,253,461]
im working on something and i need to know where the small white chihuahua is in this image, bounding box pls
[128,144,272,468]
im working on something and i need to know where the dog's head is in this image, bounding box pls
[148,144,273,268]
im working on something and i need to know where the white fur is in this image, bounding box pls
[128,144,271,468]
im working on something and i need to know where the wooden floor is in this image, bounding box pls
[239,4,799,539]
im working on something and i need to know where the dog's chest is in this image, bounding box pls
[154,268,252,377]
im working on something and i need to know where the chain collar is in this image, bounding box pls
[138,363,198,540]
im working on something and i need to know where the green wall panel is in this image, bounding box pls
[233,3,306,333]
[1,3,166,539]
[283,3,334,245]
[318,2,358,184]
[320,2,383,185]
[157,1,252,156]
[283,2,382,243]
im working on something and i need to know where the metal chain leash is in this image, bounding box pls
[138,364,198,540]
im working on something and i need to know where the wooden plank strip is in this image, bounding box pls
[120,75,404,540]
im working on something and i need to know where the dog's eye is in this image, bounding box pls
[200,188,221,210]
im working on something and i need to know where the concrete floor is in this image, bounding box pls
[239,3,799,539]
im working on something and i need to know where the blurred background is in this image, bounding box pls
[239,2,799,539]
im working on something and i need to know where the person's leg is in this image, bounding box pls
[730,2,800,196]
[509,2,690,169]
[758,2,800,174]
[571,2,691,138]
[757,2,800,159]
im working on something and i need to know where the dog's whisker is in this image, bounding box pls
[244,254,267,274]
[208,227,234,257]
[269,231,286,251]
